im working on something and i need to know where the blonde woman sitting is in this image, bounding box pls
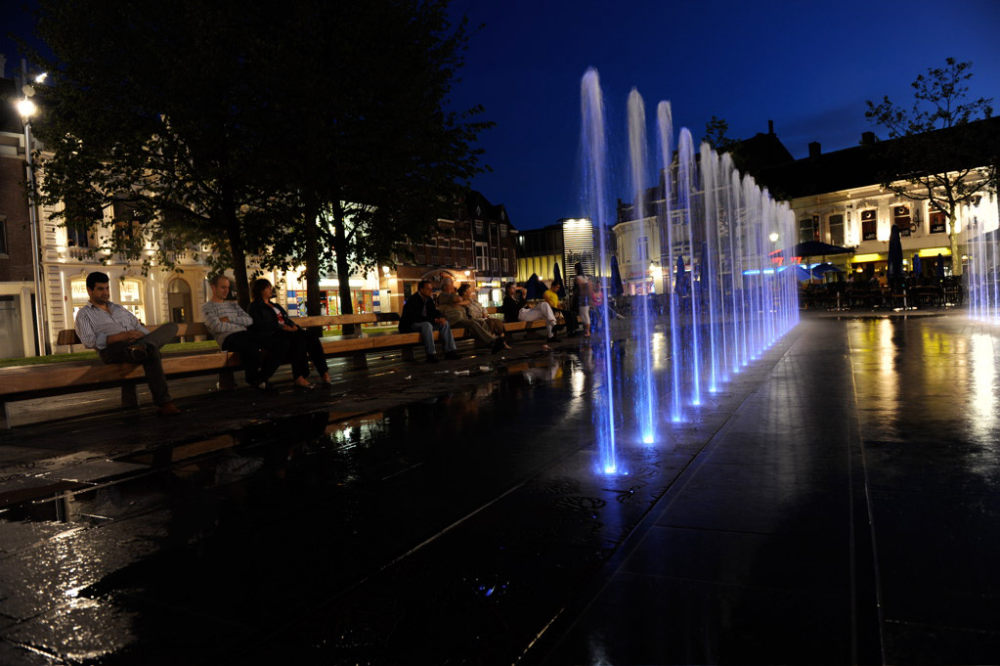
[438,278,506,354]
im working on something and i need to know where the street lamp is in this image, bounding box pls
[15,77,48,356]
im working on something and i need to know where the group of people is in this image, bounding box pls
[73,265,620,415]
[74,271,332,416]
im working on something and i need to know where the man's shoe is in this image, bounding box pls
[426,354,440,363]
[157,402,181,417]
[445,351,460,360]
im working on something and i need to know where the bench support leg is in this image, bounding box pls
[351,353,368,370]
[0,401,10,429]
[218,368,236,391]
[401,347,416,362]
[121,383,139,409]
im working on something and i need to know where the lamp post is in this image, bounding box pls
[15,85,48,356]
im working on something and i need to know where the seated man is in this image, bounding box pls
[543,280,577,335]
[202,274,281,390]
[398,279,459,363]
[74,271,180,416]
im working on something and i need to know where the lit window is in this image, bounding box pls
[120,279,146,323]
[893,205,911,237]
[861,210,877,241]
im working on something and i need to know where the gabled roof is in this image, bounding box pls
[757,116,1000,200]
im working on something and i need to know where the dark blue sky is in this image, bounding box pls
[5,1,999,230]
[447,0,1000,228]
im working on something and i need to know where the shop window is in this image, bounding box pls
[829,214,845,246]
[70,279,89,318]
[893,205,911,237]
[119,279,146,323]
[929,211,947,234]
[861,210,877,241]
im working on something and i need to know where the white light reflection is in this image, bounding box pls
[969,333,997,442]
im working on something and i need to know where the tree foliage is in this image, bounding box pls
[29,0,489,310]
[865,57,996,274]
[702,115,737,152]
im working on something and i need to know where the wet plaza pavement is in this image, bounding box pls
[1,313,1000,664]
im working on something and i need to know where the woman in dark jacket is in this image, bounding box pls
[501,283,525,323]
[248,278,330,389]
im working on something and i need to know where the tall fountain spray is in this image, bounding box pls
[627,88,658,444]
[579,67,799,465]
[581,68,618,474]
[967,193,1000,324]
[656,102,684,423]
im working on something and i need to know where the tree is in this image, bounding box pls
[254,0,490,318]
[30,0,284,306]
[702,115,737,153]
[865,57,995,275]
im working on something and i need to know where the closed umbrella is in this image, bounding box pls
[913,254,922,277]
[675,254,688,296]
[609,256,624,296]
[553,262,563,288]
[888,225,903,281]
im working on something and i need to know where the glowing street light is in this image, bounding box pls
[14,66,48,355]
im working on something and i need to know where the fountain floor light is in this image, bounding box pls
[579,67,799,475]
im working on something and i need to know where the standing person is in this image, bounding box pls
[248,278,331,390]
[438,278,505,353]
[574,262,592,339]
[74,271,180,416]
[202,274,280,390]
[399,279,460,362]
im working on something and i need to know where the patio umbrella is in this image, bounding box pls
[811,262,843,277]
[791,265,813,281]
[888,225,903,280]
[553,262,563,288]
[781,240,854,260]
[609,256,624,296]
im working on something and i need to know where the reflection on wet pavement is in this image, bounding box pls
[2,316,1000,663]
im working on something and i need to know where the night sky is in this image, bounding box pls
[5,0,1000,230]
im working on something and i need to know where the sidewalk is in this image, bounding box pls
[537,313,1000,664]
[1,314,998,664]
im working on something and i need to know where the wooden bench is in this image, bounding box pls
[1,311,549,428]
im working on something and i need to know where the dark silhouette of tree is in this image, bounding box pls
[28,0,489,311]
[253,0,490,317]
[866,58,995,275]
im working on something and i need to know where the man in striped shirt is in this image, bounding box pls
[202,274,281,389]
[74,271,181,416]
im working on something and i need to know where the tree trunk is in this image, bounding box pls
[948,211,963,276]
[221,183,250,307]
[303,201,322,316]
[332,202,356,334]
